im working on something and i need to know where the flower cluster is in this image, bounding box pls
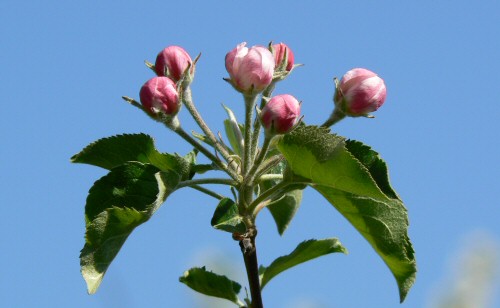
[139,46,193,118]
[137,42,387,135]
[78,39,403,308]
[224,42,301,135]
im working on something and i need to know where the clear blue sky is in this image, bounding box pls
[1,1,499,307]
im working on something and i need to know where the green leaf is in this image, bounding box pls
[179,267,243,306]
[81,207,147,294]
[222,104,244,156]
[266,190,303,235]
[81,162,180,294]
[71,133,193,177]
[224,119,243,156]
[211,198,246,233]
[344,139,399,199]
[182,149,198,180]
[260,156,304,235]
[191,163,216,175]
[259,238,347,289]
[277,125,417,302]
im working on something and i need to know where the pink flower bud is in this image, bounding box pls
[225,42,275,93]
[335,68,386,116]
[155,46,192,82]
[140,76,180,117]
[273,43,294,71]
[261,94,301,134]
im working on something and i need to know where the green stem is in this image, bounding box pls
[250,83,276,163]
[257,174,283,182]
[252,154,284,182]
[246,135,273,185]
[236,86,275,308]
[249,181,290,216]
[177,178,238,188]
[243,94,258,175]
[321,107,345,127]
[182,87,234,164]
[169,123,240,181]
[189,185,225,200]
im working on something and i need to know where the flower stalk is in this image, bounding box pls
[189,185,225,200]
[181,87,242,180]
[168,122,240,181]
[243,93,258,176]
[246,135,273,185]
[321,107,345,127]
[250,82,276,161]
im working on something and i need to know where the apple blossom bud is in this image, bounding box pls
[140,76,180,117]
[273,43,294,71]
[225,42,275,93]
[261,94,301,135]
[334,68,386,117]
[155,46,192,82]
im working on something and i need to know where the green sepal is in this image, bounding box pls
[211,198,246,233]
[80,162,181,294]
[191,130,235,157]
[259,238,347,289]
[71,133,195,179]
[179,267,244,306]
[192,131,216,147]
[144,60,156,74]
[276,124,417,302]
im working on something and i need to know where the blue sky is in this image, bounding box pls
[1,1,499,307]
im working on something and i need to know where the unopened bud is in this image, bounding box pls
[139,76,180,118]
[155,46,193,82]
[225,42,275,94]
[273,43,294,72]
[334,68,386,117]
[261,94,301,135]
